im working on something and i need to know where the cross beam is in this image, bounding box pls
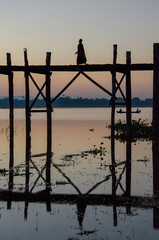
[0,63,154,74]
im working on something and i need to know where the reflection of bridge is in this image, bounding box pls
[1,121,159,228]
[1,191,159,208]
[1,190,159,228]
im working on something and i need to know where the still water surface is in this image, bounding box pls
[0,107,158,240]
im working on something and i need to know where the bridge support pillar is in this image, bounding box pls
[153,43,159,136]
[126,51,131,135]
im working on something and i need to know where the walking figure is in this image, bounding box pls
[75,39,87,65]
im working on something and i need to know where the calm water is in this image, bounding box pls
[0,107,159,240]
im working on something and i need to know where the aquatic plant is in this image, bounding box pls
[62,142,106,161]
[111,119,152,141]
[0,168,8,175]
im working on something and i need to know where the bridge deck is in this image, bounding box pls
[0,63,154,75]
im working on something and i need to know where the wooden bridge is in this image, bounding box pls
[0,44,159,154]
[0,62,154,73]
[0,43,159,227]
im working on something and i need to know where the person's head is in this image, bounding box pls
[79,39,83,43]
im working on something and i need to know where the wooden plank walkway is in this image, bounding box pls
[0,63,154,75]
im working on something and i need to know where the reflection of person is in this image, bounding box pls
[75,39,87,65]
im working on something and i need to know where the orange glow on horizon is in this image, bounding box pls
[0,70,153,99]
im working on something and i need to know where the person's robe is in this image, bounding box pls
[77,43,87,65]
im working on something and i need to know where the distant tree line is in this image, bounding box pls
[0,96,153,108]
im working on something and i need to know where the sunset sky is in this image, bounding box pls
[0,0,159,99]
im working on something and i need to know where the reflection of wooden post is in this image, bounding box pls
[153,43,159,136]
[153,139,159,196]
[126,141,131,197]
[153,139,159,228]
[126,52,131,134]
[46,52,52,211]
[113,206,117,226]
[154,207,159,229]
[24,133,30,220]
[24,49,31,219]
[126,140,132,214]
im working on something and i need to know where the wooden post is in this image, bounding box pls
[24,48,31,164]
[7,53,14,209]
[24,48,30,219]
[111,44,117,136]
[126,51,131,134]
[24,48,31,134]
[153,43,159,136]
[46,52,52,154]
[111,45,118,226]
[45,52,52,211]
[125,52,132,213]
[7,53,14,192]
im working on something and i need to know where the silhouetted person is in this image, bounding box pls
[75,39,87,65]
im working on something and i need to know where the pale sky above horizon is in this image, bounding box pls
[0,0,159,99]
